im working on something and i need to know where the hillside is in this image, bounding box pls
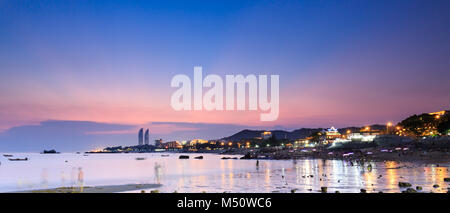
[222,125,387,141]
[222,128,323,141]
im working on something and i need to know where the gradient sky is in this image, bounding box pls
[0,0,450,150]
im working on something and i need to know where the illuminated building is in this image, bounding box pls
[347,133,376,142]
[163,141,182,149]
[429,111,447,120]
[155,139,163,147]
[428,111,446,116]
[324,127,341,140]
[261,131,272,140]
[294,138,310,147]
[189,139,209,146]
[360,126,380,136]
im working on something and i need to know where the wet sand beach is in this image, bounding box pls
[10,183,162,193]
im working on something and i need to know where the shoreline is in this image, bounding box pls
[226,147,450,164]
[82,149,450,163]
[8,183,162,193]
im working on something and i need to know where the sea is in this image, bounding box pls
[0,153,448,193]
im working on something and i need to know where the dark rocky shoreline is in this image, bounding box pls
[225,145,450,163]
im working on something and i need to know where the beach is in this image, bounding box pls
[10,183,162,193]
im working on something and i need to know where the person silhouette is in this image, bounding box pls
[77,167,84,192]
[367,164,372,172]
[154,162,162,184]
[61,171,66,186]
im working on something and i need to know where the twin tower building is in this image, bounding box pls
[138,128,150,146]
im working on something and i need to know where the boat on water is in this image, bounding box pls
[179,155,189,159]
[3,154,13,157]
[41,149,60,154]
[194,156,203,159]
[135,157,146,160]
[221,157,238,160]
[8,157,28,161]
[161,154,170,157]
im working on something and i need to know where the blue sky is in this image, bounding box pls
[0,0,449,151]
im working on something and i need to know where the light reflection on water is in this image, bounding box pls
[0,153,448,193]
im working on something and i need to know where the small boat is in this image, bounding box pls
[179,155,189,159]
[161,154,170,157]
[194,156,203,159]
[221,157,238,160]
[41,149,60,154]
[3,154,13,157]
[135,157,146,160]
[8,157,28,161]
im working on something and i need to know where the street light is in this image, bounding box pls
[386,122,393,134]
[365,126,371,135]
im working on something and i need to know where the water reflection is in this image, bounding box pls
[385,161,399,192]
[40,168,48,188]
[0,153,448,193]
[154,162,162,184]
[77,167,84,192]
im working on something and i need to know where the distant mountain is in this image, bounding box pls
[222,125,387,141]
[288,128,324,139]
[370,124,388,130]
[223,129,265,141]
[337,124,386,134]
[222,128,323,141]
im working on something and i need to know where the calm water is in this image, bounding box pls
[0,153,448,193]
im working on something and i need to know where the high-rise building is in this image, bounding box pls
[144,129,149,145]
[138,128,144,146]
[155,139,163,148]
